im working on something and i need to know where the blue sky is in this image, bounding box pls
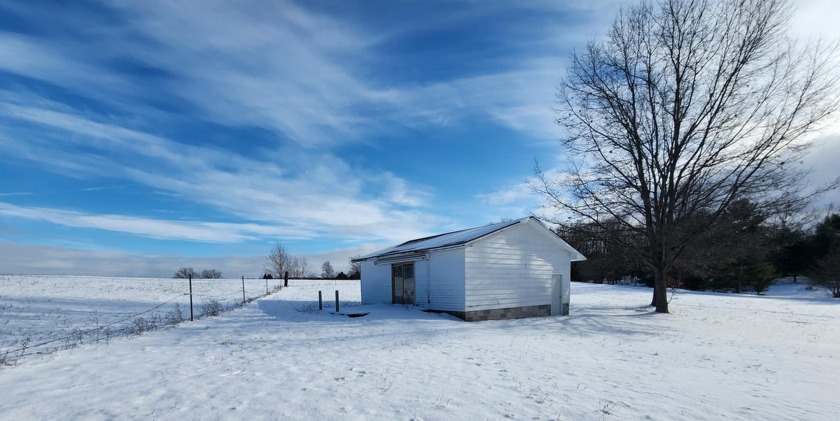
[1,0,838,277]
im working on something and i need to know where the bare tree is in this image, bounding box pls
[266,243,291,278]
[295,256,310,279]
[173,267,196,279]
[199,269,223,279]
[536,0,838,312]
[321,261,335,279]
[286,255,308,279]
[287,257,300,279]
[348,256,362,279]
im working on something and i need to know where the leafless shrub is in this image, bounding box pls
[165,303,184,325]
[200,299,224,317]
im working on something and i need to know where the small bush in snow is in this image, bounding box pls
[129,317,156,336]
[200,299,224,317]
[165,304,184,325]
[64,328,85,349]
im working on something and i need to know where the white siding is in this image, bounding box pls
[426,248,466,312]
[360,260,391,304]
[464,221,572,311]
[360,249,465,312]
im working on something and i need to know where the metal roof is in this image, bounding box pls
[354,216,585,262]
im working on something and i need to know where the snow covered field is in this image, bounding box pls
[0,275,285,362]
[1,276,838,420]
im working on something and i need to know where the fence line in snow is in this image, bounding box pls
[0,276,285,366]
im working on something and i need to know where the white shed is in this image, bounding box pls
[353,217,586,321]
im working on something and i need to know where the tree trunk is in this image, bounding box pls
[652,267,669,313]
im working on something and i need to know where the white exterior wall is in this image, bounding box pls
[359,249,465,312]
[464,221,572,311]
[360,260,391,304]
[425,247,466,312]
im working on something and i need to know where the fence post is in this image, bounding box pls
[242,276,246,305]
[284,271,289,287]
[335,290,340,312]
[265,277,268,295]
[318,290,323,310]
[189,274,194,321]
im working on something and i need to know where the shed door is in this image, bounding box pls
[392,263,415,305]
[551,274,569,316]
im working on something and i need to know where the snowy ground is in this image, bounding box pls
[1,276,838,420]
[0,275,285,362]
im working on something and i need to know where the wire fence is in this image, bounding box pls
[0,276,285,366]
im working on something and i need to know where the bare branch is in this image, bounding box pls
[542,0,839,312]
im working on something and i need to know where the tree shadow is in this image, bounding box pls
[254,293,669,341]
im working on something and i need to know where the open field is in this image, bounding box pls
[0,275,285,362]
[1,276,838,420]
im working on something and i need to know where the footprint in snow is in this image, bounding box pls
[221,370,243,377]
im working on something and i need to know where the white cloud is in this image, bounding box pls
[0,33,138,103]
[790,0,840,41]
[0,242,266,278]
[802,134,840,209]
[0,240,392,278]
[10,0,832,258]
[0,98,446,243]
[479,183,535,208]
[110,0,384,148]
[376,58,568,143]
[7,0,830,153]
[0,1,613,148]
[304,243,390,275]
[475,165,577,223]
[0,1,380,148]
[0,202,311,243]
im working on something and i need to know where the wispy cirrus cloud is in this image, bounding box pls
[0,0,620,262]
[0,97,443,243]
[0,202,311,243]
[106,0,397,148]
[2,0,833,279]
[0,0,379,147]
[0,0,611,147]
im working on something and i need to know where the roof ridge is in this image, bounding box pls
[396,227,469,247]
[353,216,585,263]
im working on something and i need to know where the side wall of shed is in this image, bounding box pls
[359,248,466,312]
[360,260,392,305]
[425,247,466,312]
[464,221,572,314]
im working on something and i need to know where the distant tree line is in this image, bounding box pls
[265,243,362,280]
[173,267,223,279]
[560,202,840,297]
[317,259,360,280]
